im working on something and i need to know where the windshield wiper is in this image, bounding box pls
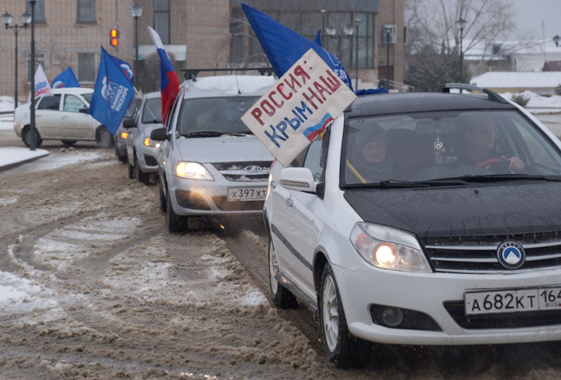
[450,174,561,183]
[378,179,468,188]
[145,119,162,124]
[181,131,225,138]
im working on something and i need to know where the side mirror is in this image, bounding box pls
[279,167,317,193]
[79,107,89,114]
[150,127,168,141]
[123,118,137,129]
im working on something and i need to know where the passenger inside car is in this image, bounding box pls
[346,125,395,184]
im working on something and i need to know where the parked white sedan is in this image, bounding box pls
[14,88,114,148]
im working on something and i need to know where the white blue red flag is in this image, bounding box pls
[88,47,135,135]
[147,26,180,124]
[33,64,53,98]
[241,3,354,92]
[52,67,80,89]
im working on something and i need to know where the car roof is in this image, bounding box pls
[51,87,94,95]
[179,75,275,99]
[346,92,517,118]
[143,91,161,99]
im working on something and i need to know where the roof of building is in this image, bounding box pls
[470,72,561,89]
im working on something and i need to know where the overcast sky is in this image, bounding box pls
[511,0,561,40]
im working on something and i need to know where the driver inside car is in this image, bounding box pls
[461,118,525,172]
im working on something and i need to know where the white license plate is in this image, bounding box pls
[227,187,267,201]
[465,287,561,315]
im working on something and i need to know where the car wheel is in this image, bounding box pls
[158,176,167,212]
[21,126,43,148]
[166,188,185,233]
[319,263,372,368]
[134,154,148,184]
[61,140,77,147]
[97,127,114,149]
[115,146,126,162]
[127,157,135,179]
[268,239,298,308]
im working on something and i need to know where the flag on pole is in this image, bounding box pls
[109,56,134,85]
[147,26,180,124]
[52,67,81,89]
[33,64,53,98]
[88,47,135,135]
[241,3,354,91]
[314,29,322,47]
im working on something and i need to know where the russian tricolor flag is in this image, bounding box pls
[147,26,180,124]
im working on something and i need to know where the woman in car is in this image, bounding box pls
[346,125,395,184]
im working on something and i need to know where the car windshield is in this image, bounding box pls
[341,110,561,186]
[141,98,162,123]
[126,98,140,118]
[177,96,259,136]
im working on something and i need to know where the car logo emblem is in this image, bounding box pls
[496,241,526,269]
[244,165,263,173]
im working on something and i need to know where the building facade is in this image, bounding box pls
[0,0,404,101]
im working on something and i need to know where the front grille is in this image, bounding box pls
[211,197,264,211]
[422,232,561,274]
[212,161,272,182]
[444,301,561,329]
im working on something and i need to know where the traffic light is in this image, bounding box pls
[110,28,119,48]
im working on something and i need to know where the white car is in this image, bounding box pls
[265,83,561,368]
[124,91,163,183]
[150,75,276,233]
[14,88,114,148]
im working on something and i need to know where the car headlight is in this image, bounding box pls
[350,223,431,272]
[120,131,128,139]
[175,162,214,180]
[143,137,160,148]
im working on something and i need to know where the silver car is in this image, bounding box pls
[124,92,163,183]
[114,96,141,162]
[150,75,275,233]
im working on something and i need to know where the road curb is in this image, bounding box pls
[0,150,50,172]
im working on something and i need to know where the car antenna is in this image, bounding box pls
[235,73,241,95]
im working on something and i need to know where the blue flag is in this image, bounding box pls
[109,55,134,85]
[52,67,80,89]
[242,3,353,91]
[88,47,135,135]
[314,29,322,47]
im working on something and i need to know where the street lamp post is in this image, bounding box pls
[457,18,467,83]
[320,9,326,49]
[29,0,37,151]
[353,18,361,90]
[130,4,143,83]
[384,25,392,89]
[2,11,31,111]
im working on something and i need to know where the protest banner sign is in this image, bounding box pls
[241,49,356,167]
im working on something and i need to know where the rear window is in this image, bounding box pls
[37,95,61,110]
[177,96,259,135]
[342,110,561,185]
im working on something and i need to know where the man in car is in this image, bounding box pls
[462,117,525,172]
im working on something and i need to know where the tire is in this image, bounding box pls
[127,157,135,179]
[268,239,298,308]
[134,154,149,184]
[116,146,127,162]
[158,176,167,212]
[21,126,43,148]
[166,188,185,233]
[97,127,114,149]
[61,140,77,147]
[319,263,372,368]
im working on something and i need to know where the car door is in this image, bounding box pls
[60,94,95,139]
[35,94,62,138]
[271,133,329,298]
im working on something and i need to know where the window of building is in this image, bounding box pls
[154,0,170,44]
[77,0,96,23]
[26,0,46,23]
[26,52,46,82]
[78,53,96,82]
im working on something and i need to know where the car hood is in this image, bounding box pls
[176,136,274,163]
[344,182,561,239]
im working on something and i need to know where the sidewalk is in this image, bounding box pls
[0,147,50,172]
